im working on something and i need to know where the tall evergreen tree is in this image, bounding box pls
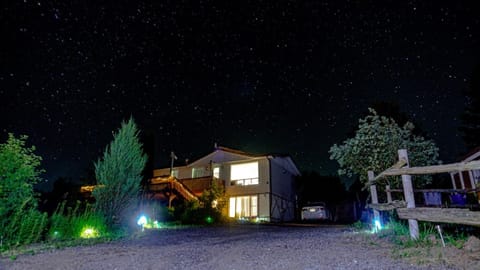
[460,64,480,149]
[93,117,147,227]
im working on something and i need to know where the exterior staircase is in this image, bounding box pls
[150,176,198,202]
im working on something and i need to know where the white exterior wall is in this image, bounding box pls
[224,158,271,220]
[152,149,299,222]
[258,193,270,219]
[224,158,270,196]
[269,157,297,221]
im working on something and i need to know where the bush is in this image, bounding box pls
[49,201,108,241]
[1,199,48,249]
[0,134,46,249]
[176,200,226,225]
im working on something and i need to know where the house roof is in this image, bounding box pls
[186,145,301,176]
[187,145,265,167]
[215,146,264,157]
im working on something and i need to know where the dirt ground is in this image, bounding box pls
[1,224,478,270]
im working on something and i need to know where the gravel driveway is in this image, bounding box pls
[0,224,465,270]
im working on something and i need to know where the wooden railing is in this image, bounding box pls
[150,176,198,201]
[367,149,480,239]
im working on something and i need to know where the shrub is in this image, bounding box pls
[2,198,48,249]
[0,134,46,249]
[49,201,108,241]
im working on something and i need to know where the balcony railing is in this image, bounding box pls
[231,178,259,186]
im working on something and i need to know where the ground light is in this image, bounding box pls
[372,218,382,233]
[80,227,99,239]
[137,215,147,231]
[205,216,213,224]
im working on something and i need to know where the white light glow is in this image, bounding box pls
[372,219,382,233]
[137,215,147,226]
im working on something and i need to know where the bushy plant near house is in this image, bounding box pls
[0,134,47,249]
[178,182,227,225]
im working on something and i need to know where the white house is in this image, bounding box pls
[151,146,301,222]
[450,147,480,190]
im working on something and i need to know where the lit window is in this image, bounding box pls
[229,195,258,218]
[230,162,259,185]
[213,167,220,179]
[229,197,236,217]
[171,169,179,178]
[192,167,206,178]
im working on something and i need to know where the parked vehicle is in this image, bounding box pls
[301,202,331,221]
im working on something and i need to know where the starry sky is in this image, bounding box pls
[1,1,479,190]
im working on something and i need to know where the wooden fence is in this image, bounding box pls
[368,149,480,239]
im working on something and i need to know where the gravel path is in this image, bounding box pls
[0,224,465,270]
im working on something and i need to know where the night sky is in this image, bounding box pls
[1,1,479,190]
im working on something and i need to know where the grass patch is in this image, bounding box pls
[352,218,476,267]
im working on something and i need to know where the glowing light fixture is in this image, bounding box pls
[372,218,382,233]
[80,227,99,238]
[137,215,147,227]
[205,216,213,224]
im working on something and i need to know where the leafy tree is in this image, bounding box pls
[0,134,43,227]
[329,108,440,189]
[93,118,147,227]
[460,64,480,149]
[0,134,47,246]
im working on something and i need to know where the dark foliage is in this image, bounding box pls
[296,171,347,206]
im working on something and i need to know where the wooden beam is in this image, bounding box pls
[372,158,407,182]
[398,149,419,240]
[387,188,477,193]
[369,201,407,211]
[397,207,480,227]
[377,160,480,179]
[368,171,380,222]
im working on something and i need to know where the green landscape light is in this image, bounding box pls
[80,227,99,238]
[205,216,213,224]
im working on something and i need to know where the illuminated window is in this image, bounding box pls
[171,169,179,178]
[229,195,258,218]
[213,167,220,179]
[192,167,206,178]
[230,162,258,185]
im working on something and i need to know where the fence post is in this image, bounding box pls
[398,149,419,240]
[368,171,380,223]
[386,185,392,203]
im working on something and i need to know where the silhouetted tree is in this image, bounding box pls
[296,171,347,206]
